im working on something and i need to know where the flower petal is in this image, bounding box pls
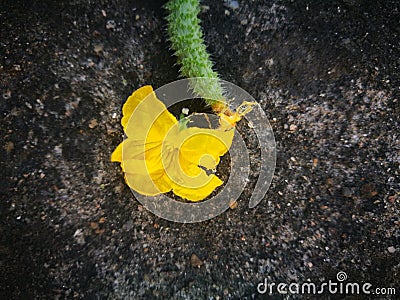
[172,173,223,201]
[123,158,172,195]
[160,125,234,201]
[124,173,171,196]
[111,141,123,163]
[123,86,177,140]
[121,85,153,131]
[178,127,234,171]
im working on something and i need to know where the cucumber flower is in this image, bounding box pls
[111,85,240,201]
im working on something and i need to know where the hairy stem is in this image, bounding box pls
[165,0,227,112]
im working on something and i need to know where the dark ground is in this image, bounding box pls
[1,0,399,299]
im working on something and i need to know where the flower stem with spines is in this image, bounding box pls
[165,0,227,112]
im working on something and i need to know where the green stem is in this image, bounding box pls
[165,0,227,112]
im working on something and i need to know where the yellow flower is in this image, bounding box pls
[111,85,236,201]
[218,101,257,130]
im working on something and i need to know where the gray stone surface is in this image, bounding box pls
[1,0,399,299]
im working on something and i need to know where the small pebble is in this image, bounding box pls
[123,220,134,231]
[229,199,238,209]
[89,119,98,128]
[106,20,116,30]
[73,229,85,245]
[387,195,396,203]
[5,141,14,154]
[3,90,11,99]
[225,0,239,10]
[387,246,396,253]
[200,5,210,12]
[190,254,203,268]
[94,44,103,54]
[312,158,319,168]
[90,222,99,230]
[54,144,62,155]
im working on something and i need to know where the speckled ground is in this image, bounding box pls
[1,0,399,299]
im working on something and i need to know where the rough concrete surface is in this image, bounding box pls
[1,0,399,299]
